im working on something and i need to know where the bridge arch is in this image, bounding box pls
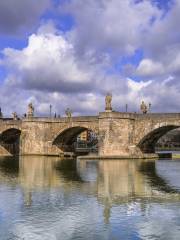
[137,125,180,153]
[52,126,98,153]
[0,128,21,155]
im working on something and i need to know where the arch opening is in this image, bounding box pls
[156,128,180,151]
[138,125,179,154]
[0,128,21,155]
[53,127,98,155]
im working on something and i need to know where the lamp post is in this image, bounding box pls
[125,104,128,112]
[149,103,152,113]
[49,104,52,118]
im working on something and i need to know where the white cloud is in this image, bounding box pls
[143,0,180,59]
[168,51,180,73]
[136,59,164,77]
[2,23,96,93]
[0,22,130,116]
[128,78,152,91]
[1,1,180,116]
[61,0,161,56]
[0,0,51,34]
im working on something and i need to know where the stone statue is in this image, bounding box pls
[105,93,112,111]
[65,108,72,119]
[27,103,34,118]
[140,101,148,114]
[12,112,18,120]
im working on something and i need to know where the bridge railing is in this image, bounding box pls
[21,116,98,122]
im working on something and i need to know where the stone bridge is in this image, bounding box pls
[0,111,180,158]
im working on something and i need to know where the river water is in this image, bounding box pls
[0,156,180,240]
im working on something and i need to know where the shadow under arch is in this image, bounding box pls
[138,125,179,153]
[52,126,98,153]
[0,128,21,155]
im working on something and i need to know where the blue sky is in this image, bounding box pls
[0,0,179,116]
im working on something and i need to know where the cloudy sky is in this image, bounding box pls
[0,0,180,116]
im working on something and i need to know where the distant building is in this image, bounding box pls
[77,130,96,142]
[77,130,89,142]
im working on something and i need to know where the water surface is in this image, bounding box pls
[0,156,180,240]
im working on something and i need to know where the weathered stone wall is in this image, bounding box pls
[0,113,180,158]
[133,115,180,154]
[20,117,99,156]
[98,113,180,157]
[133,114,180,145]
[98,112,136,157]
[21,120,56,155]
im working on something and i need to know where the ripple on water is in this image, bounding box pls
[0,157,179,240]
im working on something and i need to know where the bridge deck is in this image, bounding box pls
[0,116,98,123]
[1,112,180,123]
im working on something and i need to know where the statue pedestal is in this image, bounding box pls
[27,114,34,118]
[105,108,112,112]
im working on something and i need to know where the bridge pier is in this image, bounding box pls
[98,112,158,159]
[21,119,61,156]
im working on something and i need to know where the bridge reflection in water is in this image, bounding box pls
[0,156,180,239]
[0,157,179,204]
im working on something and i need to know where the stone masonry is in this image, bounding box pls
[0,112,180,158]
